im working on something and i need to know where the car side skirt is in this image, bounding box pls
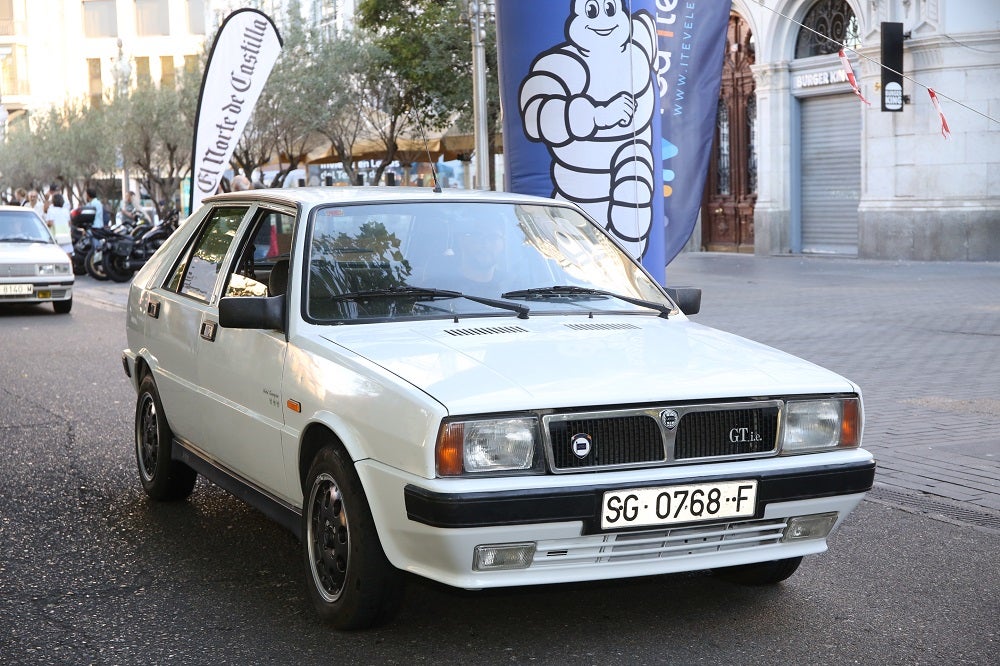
[172,438,303,539]
[403,460,876,533]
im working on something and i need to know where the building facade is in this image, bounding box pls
[701,0,999,261]
[0,0,353,129]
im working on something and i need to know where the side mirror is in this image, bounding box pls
[665,286,701,315]
[219,294,286,332]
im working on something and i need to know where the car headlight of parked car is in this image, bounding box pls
[780,398,861,454]
[37,263,71,276]
[437,417,545,476]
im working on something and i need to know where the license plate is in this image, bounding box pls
[601,480,757,530]
[0,284,33,296]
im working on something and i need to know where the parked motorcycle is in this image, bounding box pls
[69,206,99,277]
[101,210,180,283]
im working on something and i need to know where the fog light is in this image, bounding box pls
[782,513,839,542]
[473,543,535,571]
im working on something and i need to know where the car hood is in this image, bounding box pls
[0,241,69,264]
[319,316,856,414]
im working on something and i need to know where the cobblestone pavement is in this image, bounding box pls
[668,252,1000,532]
[76,254,1000,531]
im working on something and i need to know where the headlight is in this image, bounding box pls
[436,417,544,476]
[37,263,70,275]
[780,398,862,454]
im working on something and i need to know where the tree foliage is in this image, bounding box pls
[0,1,501,206]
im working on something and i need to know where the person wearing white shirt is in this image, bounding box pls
[44,193,73,255]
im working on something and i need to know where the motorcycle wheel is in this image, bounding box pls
[85,248,109,281]
[103,253,135,283]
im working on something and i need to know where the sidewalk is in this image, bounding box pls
[668,252,1000,531]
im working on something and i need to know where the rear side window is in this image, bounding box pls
[166,206,248,302]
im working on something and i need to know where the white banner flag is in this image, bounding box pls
[190,9,282,211]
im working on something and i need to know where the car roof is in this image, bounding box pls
[203,186,569,209]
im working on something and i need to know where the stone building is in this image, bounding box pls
[699,0,999,261]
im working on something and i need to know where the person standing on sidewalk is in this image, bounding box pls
[44,193,73,255]
[85,187,105,228]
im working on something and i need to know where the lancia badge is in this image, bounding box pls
[660,409,679,430]
[571,433,592,458]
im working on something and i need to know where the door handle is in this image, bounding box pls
[146,300,160,318]
[200,320,217,342]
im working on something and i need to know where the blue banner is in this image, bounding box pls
[496,0,729,282]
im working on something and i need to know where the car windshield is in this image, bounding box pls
[305,201,672,322]
[0,211,53,243]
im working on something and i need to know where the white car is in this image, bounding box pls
[123,187,874,629]
[0,205,74,314]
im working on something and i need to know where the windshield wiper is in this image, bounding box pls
[502,285,672,318]
[328,286,530,319]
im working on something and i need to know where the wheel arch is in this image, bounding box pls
[298,421,355,494]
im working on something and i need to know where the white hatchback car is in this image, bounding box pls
[0,205,74,314]
[123,187,874,629]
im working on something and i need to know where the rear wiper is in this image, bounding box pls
[328,286,530,319]
[502,285,672,319]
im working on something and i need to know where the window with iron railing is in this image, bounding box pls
[795,0,860,58]
[88,57,103,107]
[160,56,175,88]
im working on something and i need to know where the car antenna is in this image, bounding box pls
[413,114,442,193]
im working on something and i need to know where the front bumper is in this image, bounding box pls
[0,281,73,304]
[357,450,875,590]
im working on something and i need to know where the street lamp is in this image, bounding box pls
[467,1,494,190]
[112,39,133,200]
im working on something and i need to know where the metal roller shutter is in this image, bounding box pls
[800,94,861,255]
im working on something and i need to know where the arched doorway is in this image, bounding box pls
[701,12,756,253]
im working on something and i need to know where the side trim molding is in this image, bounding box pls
[172,438,302,540]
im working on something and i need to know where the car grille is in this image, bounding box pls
[544,401,781,472]
[532,518,787,567]
[675,406,780,460]
[548,415,664,469]
[1,264,36,277]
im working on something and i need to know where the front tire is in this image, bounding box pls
[135,374,196,501]
[302,446,403,630]
[712,556,803,585]
[85,248,108,281]
[53,298,72,314]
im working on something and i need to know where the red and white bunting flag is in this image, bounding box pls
[928,88,952,139]
[838,49,871,106]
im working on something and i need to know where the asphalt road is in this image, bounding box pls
[0,277,997,665]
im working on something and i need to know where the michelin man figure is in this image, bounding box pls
[519,0,657,258]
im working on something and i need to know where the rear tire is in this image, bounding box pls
[135,374,196,501]
[302,445,403,629]
[103,253,134,283]
[712,556,803,585]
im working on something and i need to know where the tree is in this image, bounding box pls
[248,0,324,188]
[355,0,501,187]
[119,71,198,215]
[307,32,375,186]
